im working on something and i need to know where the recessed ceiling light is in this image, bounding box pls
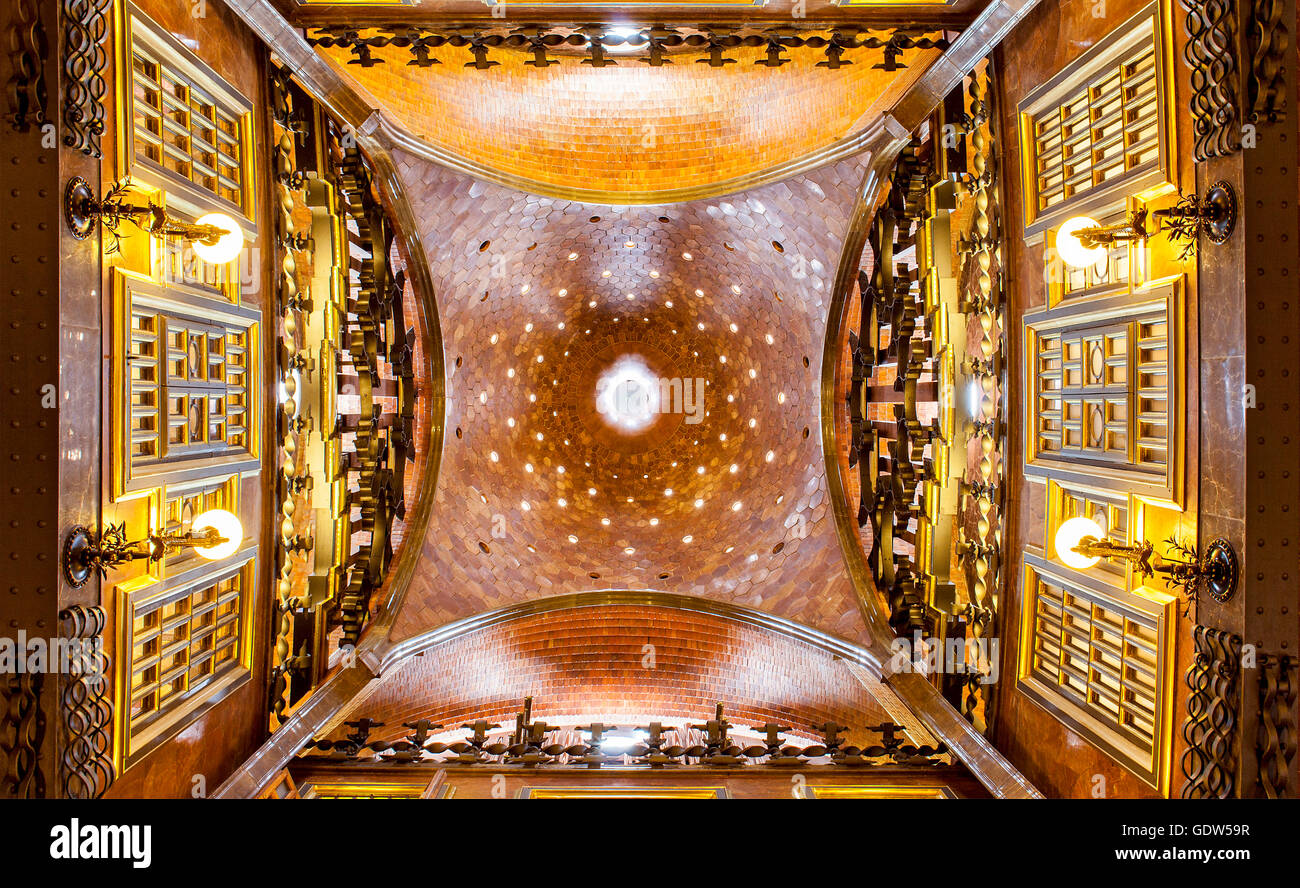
[682,252,693,260]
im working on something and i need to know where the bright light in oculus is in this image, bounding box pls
[595,355,660,431]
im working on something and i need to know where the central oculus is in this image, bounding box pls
[595,355,661,432]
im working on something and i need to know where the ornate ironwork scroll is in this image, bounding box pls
[1257,653,1296,798]
[307,24,948,73]
[1247,0,1288,124]
[59,604,114,799]
[327,119,416,651]
[61,0,111,156]
[268,64,312,727]
[302,699,947,768]
[847,139,935,637]
[953,60,1005,733]
[6,0,50,132]
[1179,625,1241,798]
[844,62,1005,734]
[264,64,419,729]
[1,672,45,798]
[1179,0,1241,159]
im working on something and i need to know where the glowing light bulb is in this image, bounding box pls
[191,509,242,561]
[1056,216,1106,269]
[1054,516,1105,570]
[192,213,243,264]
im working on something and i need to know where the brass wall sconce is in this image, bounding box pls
[1053,516,1238,604]
[64,176,244,263]
[1056,181,1237,267]
[63,509,244,588]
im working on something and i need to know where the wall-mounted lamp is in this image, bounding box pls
[1053,515,1238,604]
[64,176,244,263]
[62,509,244,588]
[1055,181,1237,268]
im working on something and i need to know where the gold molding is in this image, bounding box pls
[113,549,258,772]
[801,784,956,797]
[1016,1,1178,242]
[1016,555,1177,791]
[1022,278,1184,508]
[114,3,259,234]
[109,268,262,501]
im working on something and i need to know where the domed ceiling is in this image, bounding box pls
[342,604,892,746]
[387,148,874,644]
[316,39,934,198]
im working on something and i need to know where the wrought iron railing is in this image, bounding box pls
[301,699,948,768]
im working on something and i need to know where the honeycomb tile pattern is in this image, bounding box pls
[340,605,889,745]
[318,40,935,195]
[388,149,874,643]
